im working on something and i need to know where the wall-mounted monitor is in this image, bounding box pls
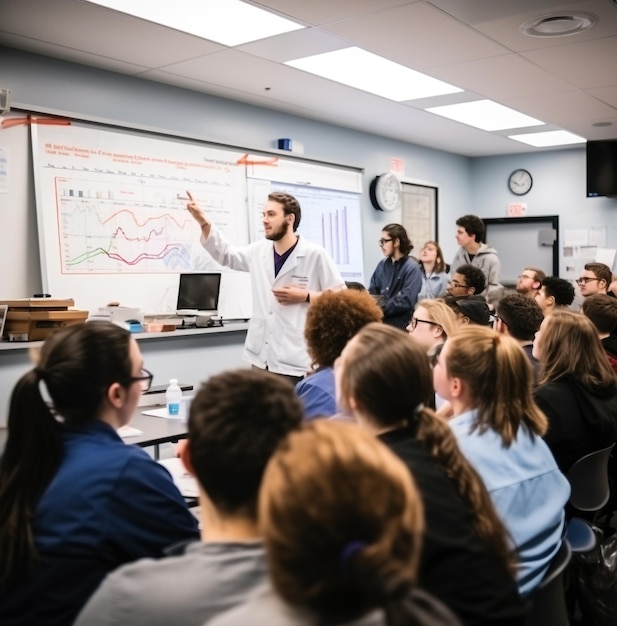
[587,139,617,198]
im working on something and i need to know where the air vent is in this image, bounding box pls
[520,12,596,37]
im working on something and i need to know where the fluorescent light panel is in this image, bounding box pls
[285,47,462,102]
[508,130,586,147]
[426,100,544,131]
[85,0,304,46]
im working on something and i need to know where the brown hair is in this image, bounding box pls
[268,192,301,231]
[338,323,514,574]
[188,369,303,519]
[582,293,617,335]
[445,326,548,445]
[304,289,383,368]
[584,262,612,288]
[416,299,458,340]
[456,215,485,243]
[537,310,617,390]
[421,241,447,274]
[383,223,414,256]
[260,420,423,623]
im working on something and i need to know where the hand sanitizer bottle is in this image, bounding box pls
[166,379,182,418]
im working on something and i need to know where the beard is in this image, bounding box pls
[265,222,288,241]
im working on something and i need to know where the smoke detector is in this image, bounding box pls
[520,12,597,37]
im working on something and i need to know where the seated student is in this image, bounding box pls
[577,262,612,298]
[433,326,570,597]
[335,323,525,626]
[417,240,450,301]
[0,322,199,626]
[443,294,492,327]
[76,369,303,626]
[495,293,543,381]
[407,299,458,356]
[515,267,545,299]
[534,276,575,316]
[532,310,617,473]
[210,420,462,626]
[446,264,486,298]
[582,293,617,374]
[295,289,383,419]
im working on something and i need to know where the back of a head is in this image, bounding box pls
[497,293,543,341]
[304,289,383,367]
[188,369,303,519]
[582,293,617,335]
[259,420,423,623]
[445,326,546,443]
[542,276,575,307]
[455,264,486,295]
[538,310,617,389]
[338,322,433,428]
[383,223,413,256]
[456,215,485,243]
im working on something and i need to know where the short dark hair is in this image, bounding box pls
[582,294,617,335]
[497,293,544,341]
[455,264,486,295]
[383,223,413,256]
[541,277,575,307]
[268,192,301,231]
[188,369,303,519]
[456,215,485,243]
[584,262,612,287]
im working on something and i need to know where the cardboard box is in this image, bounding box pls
[0,298,89,341]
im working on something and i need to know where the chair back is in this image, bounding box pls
[567,443,615,512]
[524,540,572,626]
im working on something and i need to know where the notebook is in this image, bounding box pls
[175,273,221,317]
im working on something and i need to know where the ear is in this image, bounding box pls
[286,212,295,227]
[467,286,476,295]
[546,295,555,307]
[448,376,464,400]
[180,441,196,477]
[107,382,125,409]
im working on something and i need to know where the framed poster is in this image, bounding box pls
[401,182,438,249]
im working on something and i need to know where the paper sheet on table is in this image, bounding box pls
[118,425,143,438]
[143,407,175,418]
[159,457,199,498]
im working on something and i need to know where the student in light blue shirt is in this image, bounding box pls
[433,325,570,597]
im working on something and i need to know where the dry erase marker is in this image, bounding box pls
[33,293,51,298]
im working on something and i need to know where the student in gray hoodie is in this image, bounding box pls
[450,215,503,303]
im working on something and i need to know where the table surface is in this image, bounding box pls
[0,409,188,453]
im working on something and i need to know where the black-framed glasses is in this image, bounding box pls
[409,317,442,331]
[123,367,153,392]
[378,238,393,246]
[576,277,599,285]
[448,279,468,289]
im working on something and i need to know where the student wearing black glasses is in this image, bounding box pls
[368,223,422,330]
[0,322,199,625]
[577,262,612,298]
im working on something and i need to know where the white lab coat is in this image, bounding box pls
[201,226,345,376]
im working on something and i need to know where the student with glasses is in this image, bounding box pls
[368,223,423,330]
[576,262,612,298]
[0,321,199,625]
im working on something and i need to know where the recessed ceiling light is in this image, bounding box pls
[426,100,544,131]
[592,121,613,127]
[520,12,596,38]
[508,130,586,147]
[84,0,304,46]
[285,47,462,102]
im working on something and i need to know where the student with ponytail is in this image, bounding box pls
[210,420,461,626]
[433,325,570,597]
[0,322,199,625]
[335,323,525,625]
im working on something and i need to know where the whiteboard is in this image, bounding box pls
[30,117,363,317]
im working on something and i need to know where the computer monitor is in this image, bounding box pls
[176,273,221,317]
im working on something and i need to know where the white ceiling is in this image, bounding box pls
[1,0,617,156]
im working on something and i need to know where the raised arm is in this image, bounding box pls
[186,190,211,239]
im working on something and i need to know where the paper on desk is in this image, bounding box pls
[159,457,199,498]
[143,407,176,418]
[118,425,143,438]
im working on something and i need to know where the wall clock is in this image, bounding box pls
[369,173,402,212]
[508,169,533,195]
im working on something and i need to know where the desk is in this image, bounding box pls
[0,410,187,459]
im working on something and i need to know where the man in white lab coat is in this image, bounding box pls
[186,191,345,383]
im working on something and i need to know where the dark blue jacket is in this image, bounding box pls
[0,420,199,626]
[369,256,422,330]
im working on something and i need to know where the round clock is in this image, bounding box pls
[508,169,533,195]
[369,173,402,212]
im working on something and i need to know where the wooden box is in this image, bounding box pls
[0,298,89,341]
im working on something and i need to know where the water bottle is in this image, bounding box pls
[166,379,182,418]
